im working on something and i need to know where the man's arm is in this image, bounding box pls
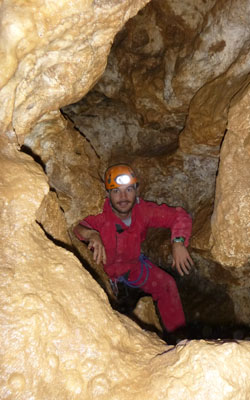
[73,224,106,265]
[142,200,193,276]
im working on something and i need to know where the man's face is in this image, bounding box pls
[109,184,137,216]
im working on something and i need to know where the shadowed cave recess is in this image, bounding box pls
[21,0,250,342]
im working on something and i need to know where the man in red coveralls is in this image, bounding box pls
[74,164,193,337]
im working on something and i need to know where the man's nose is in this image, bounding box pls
[119,190,128,200]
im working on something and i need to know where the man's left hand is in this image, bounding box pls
[172,242,194,276]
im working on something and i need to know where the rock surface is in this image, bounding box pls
[3,140,250,400]
[36,190,72,246]
[210,83,250,267]
[209,82,250,325]
[61,0,250,328]
[0,0,150,144]
[24,110,104,226]
[1,0,250,399]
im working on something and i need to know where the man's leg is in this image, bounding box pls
[129,261,185,332]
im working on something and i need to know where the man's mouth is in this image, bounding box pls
[118,201,130,207]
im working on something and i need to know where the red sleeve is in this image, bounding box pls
[74,214,103,242]
[143,201,192,246]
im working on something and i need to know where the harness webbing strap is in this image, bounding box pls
[117,254,151,288]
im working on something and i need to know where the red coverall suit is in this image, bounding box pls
[75,198,192,332]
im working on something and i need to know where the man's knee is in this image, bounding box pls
[155,272,179,295]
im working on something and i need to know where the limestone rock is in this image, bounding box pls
[179,43,250,157]
[210,83,250,267]
[70,232,115,301]
[61,0,250,268]
[2,143,250,400]
[132,151,218,218]
[2,0,250,398]
[24,111,104,226]
[0,0,150,143]
[62,94,179,163]
[36,191,71,246]
[93,0,250,140]
[94,0,218,131]
[0,141,161,399]
[169,0,250,109]
[133,296,162,333]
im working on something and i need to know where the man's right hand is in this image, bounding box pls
[87,231,107,265]
[73,224,107,265]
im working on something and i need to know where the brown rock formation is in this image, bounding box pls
[62,0,250,329]
[24,111,104,226]
[1,0,250,399]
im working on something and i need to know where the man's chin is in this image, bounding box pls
[116,206,132,214]
[112,203,133,215]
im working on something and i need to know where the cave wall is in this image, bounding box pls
[61,0,250,325]
[1,0,250,399]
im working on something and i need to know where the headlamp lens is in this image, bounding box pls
[115,174,131,185]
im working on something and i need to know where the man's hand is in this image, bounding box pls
[74,224,107,265]
[172,242,194,276]
[88,231,107,265]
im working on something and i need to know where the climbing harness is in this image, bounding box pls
[110,254,151,296]
[109,278,119,297]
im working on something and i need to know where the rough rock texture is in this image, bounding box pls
[63,94,179,162]
[0,0,150,144]
[0,141,164,399]
[2,0,250,398]
[93,0,218,130]
[3,140,250,399]
[24,110,104,226]
[132,296,162,333]
[85,0,250,141]
[36,190,72,246]
[61,0,250,328]
[210,83,250,267]
[62,0,250,257]
[209,83,250,324]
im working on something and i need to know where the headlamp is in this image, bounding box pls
[105,164,138,189]
[115,174,131,185]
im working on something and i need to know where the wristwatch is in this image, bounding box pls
[172,236,185,244]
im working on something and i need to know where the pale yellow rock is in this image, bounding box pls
[179,49,250,157]
[0,0,150,142]
[133,296,162,332]
[0,142,160,399]
[1,137,250,400]
[2,178,250,400]
[2,0,250,398]
[36,191,71,245]
[170,0,250,109]
[210,83,250,267]
[70,232,115,300]
[24,110,104,226]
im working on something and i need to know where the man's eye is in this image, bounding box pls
[113,189,119,194]
[127,187,134,192]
